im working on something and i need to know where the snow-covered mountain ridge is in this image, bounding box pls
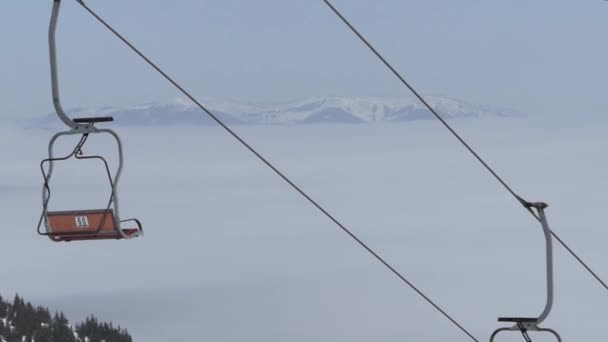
[36,96,522,127]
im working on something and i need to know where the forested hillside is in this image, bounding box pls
[0,294,131,342]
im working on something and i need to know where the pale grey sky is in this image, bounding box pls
[1,0,607,120]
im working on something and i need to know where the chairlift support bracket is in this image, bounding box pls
[490,202,561,342]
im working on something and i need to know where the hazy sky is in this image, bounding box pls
[1,0,607,120]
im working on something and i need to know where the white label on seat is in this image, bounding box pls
[75,216,90,228]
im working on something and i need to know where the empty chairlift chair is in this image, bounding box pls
[37,117,143,242]
[37,0,142,242]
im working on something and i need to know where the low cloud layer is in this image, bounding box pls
[2,117,607,341]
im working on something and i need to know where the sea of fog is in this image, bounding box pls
[1,116,607,341]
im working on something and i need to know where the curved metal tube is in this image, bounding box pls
[536,205,554,324]
[49,0,77,129]
[489,327,510,342]
[490,326,562,342]
[489,203,557,341]
[39,130,78,241]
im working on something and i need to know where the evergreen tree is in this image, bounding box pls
[35,324,53,342]
[0,293,130,342]
[0,294,6,316]
[51,312,76,342]
[76,314,132,342]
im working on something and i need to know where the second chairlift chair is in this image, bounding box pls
[491,201,561,342]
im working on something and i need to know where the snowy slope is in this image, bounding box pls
[32,96,522,127]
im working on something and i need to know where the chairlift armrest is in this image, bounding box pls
[120,218,143,233]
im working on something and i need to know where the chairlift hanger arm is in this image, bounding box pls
[491,203,560,341]
[49,0,77,129]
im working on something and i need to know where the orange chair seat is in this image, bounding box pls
[46,209,138,242]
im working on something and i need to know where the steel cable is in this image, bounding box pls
[74,0,480,341]
[320,0,608,293]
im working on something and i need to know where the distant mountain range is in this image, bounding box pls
[33,96,522,127]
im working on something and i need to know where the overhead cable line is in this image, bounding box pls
[320,0,608,293]
[74,1,480,341]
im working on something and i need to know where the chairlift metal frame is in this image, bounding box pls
[37,0,142,242]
